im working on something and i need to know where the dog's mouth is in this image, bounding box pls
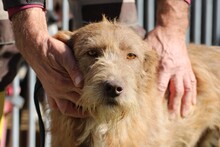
[104,97,118,106]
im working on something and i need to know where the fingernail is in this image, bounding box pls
[74,75,83,87]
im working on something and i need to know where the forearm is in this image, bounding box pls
[156,0,189,35]
[11,8,49,66]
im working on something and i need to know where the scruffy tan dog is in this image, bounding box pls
[50,19,220,147]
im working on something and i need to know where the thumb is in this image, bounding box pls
[62,45,84,88]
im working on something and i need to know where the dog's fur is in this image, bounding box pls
[50,19,220,147]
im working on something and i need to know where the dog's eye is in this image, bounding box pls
[127,53,137,60]
[87,50,99,58]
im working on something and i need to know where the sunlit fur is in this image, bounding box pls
[50,19,220,147]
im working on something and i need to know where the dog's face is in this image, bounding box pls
[55,19,158,123]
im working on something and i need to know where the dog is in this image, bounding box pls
[49,18,220,147]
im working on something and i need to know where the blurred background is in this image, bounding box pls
[0,0,219,147]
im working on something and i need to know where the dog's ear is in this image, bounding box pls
[53,31,75,48]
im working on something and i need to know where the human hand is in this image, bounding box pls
[145,26,196,119]
[11,8,88,118]
[36,36,88,118]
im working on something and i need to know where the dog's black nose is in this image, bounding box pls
[104,82,123,98]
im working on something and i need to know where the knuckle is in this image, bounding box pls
[183,102,191,109]
[157,82,168,92]
[192,80,197,87]
[175,89,184,98]
[185,87,192,92]
[171,102,180,111]
[190,75,197,85]
[60,108,66,115]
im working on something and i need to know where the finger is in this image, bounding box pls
[62,47,84,88]
[191,72,197,105]
[47,96,58,110]
[181,74,193,118]
[168,75,184,119]
[56,99,88,118]
[45,38,83,89]
[63,91,81,105]
[157,71,171,97]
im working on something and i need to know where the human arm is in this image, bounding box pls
[6,6,86,117]
[145,0,196,119]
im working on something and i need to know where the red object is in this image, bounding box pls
[6,85,13,96]
[8,4,44,19]
[5,85,21,96]
[3,100,13,115]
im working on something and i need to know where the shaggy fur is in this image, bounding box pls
[50,19,220,147]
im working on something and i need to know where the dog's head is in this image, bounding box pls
[54,18,158,123]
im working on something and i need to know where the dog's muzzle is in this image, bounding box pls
[103,81,123,105]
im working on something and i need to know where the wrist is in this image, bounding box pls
[156,0,189,34]
[146,26,187,57]
[155,25,187,40]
